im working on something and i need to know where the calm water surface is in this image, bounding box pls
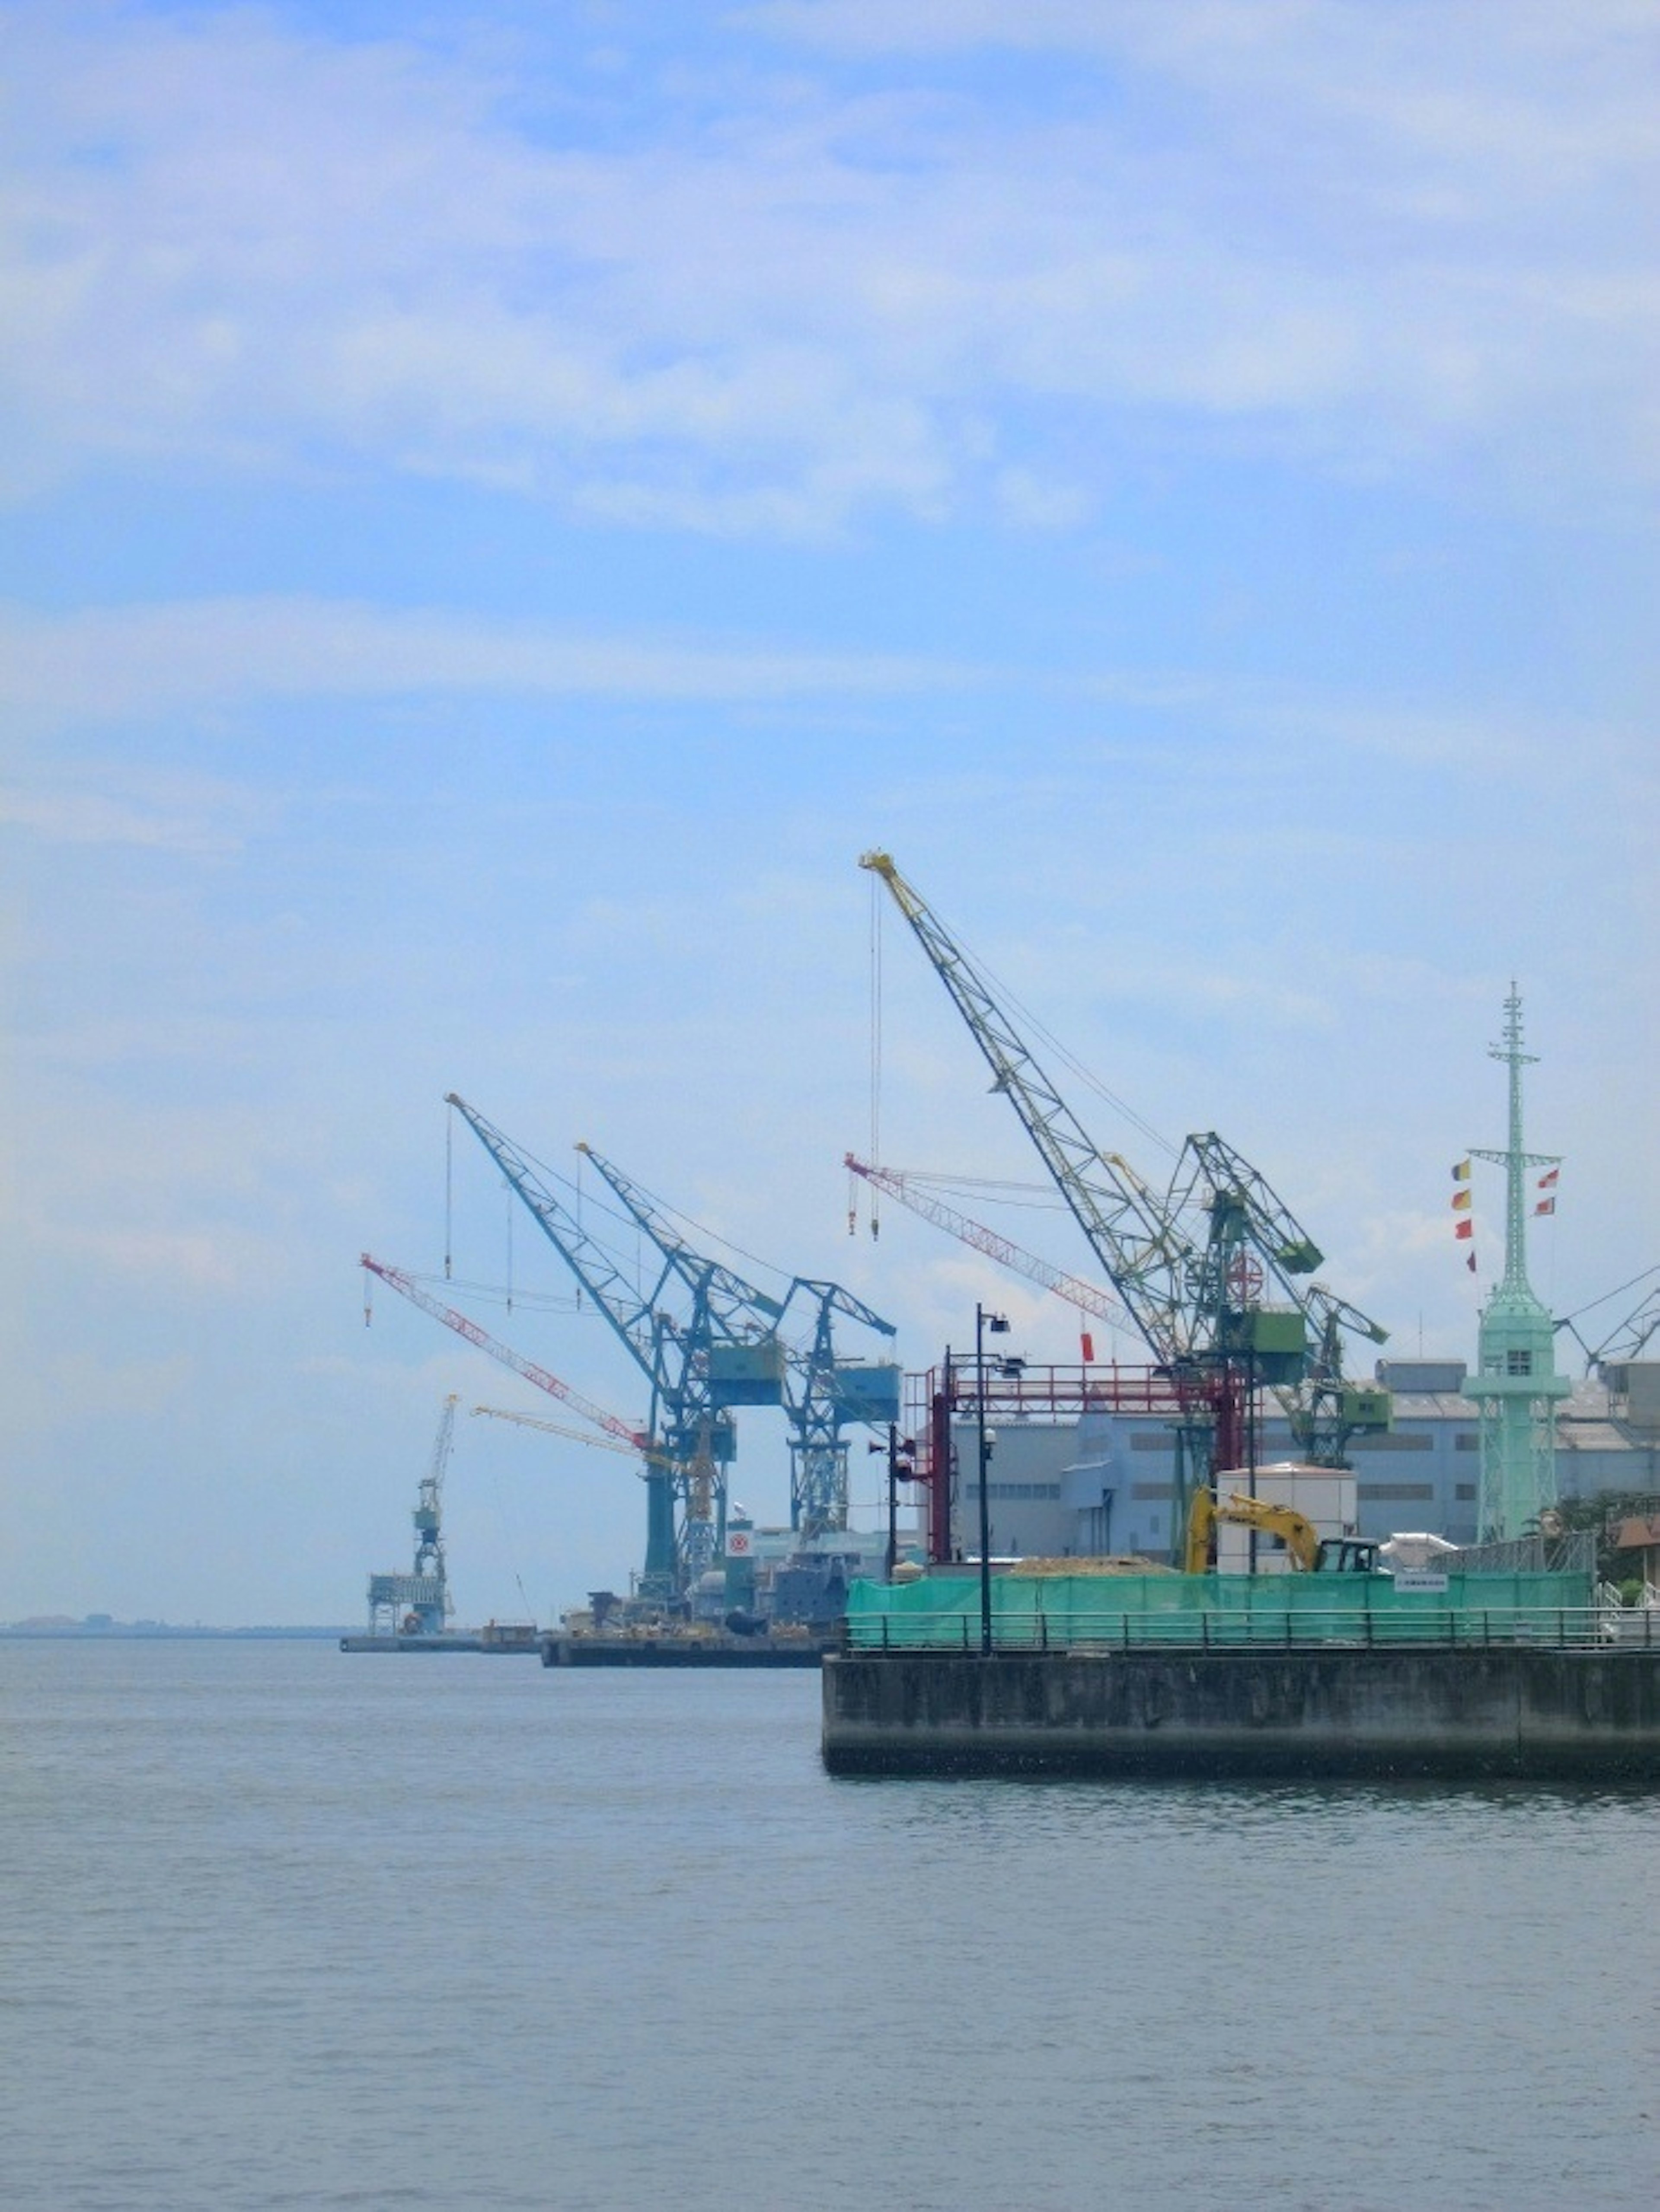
[3,1639,1655,2211]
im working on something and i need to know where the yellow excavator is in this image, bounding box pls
[1183,1488,1376,1576]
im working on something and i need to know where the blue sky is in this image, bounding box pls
[4,0,1655,1624]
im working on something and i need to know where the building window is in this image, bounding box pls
[1507,1349,1533,1376]
[1357,1482,1436,1502]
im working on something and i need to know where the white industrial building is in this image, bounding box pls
[945,1358,1660,1565]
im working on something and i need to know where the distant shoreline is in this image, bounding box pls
[1,1625,357,1641]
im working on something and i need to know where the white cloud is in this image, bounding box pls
[1,0,1654,529]
[0,774,260,855]
[0,596,977,732]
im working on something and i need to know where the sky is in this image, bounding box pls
[3,0,1655,1626]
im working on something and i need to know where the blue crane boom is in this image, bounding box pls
[445,1093,750,1595]
[571,1144,900,1541]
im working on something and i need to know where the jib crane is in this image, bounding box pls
[576,1140,900,1543]
[472,1403,664,1462]
[444,1098,754,1595]
[363,1256,664,1495]
[445,1097,899,1593]
[366,1392,456,1636]
[860,851,1389,1549]
[844,1152,1136,1351]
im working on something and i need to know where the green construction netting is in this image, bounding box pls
[843,1569,1596,1649]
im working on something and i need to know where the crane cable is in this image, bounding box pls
[865,867,883,1237]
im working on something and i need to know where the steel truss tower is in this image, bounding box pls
[1464,987,1571,1540]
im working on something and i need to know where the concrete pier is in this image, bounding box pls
[821,1647,1660,1780]
[543,1631,828,1667]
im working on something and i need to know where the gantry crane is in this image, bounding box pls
[860,851,1390,1550]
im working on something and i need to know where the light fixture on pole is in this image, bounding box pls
[976,1304,1011,1656]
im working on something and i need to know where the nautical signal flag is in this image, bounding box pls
[1538,1168,1559,1189]
[1535,1197,1556,1216]
[1454,1218,1474,1240]
[1452,1188,1472,1211]
[1452,1159,1472,1181]
[1467,1253,1478,1272]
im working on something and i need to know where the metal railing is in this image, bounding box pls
[843,1603,1659,1655]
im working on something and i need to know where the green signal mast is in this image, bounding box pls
[1463,987,1571,1540]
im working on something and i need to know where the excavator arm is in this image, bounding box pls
[1183,1488,1325,1573]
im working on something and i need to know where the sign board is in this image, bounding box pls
[1393,1569,1450,1594]
[725,1530,753,1557]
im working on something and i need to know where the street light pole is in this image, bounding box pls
[976,1304,1010,1657]
[870,1425,916,1582]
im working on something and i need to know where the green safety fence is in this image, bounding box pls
[843,1569,1605,1651]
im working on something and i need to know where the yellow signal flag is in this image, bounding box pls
[1451,1159,1472,1182]
[1451,1188,1472,1211]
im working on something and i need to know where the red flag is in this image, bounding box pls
[1534,1197,1555,1216]
[1455,1218,1473,1240]
[1538,1168,1559,1189]
[1080,1331,1095,1363]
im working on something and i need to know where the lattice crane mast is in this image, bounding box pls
[360,1253,651,1454]
[446,1095,784,1596]
[365,1391,457,1638]
[845,1152,1136,1348]
[472,1404,674,1464]
[412,1393,456,1628]
[576,1141,900,1543]
[1557,1269,1660,1374]
[859,851,1389,1541]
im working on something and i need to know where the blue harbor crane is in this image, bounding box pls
[860,850,1390,1553]
[574,1141,900,1544]
[445,1096,899,1597]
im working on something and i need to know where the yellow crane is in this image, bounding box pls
[471,1404,676,1471]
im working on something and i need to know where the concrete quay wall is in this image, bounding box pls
[821,1647,1660,1780]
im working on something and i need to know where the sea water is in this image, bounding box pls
[3,1638,1655,2212]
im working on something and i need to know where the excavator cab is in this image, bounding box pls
[1318,1536,1379,1574]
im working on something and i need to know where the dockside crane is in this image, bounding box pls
[362,1251,659,1472]
[444,1096,900,1582]
[860,851,1390,1550]
[366,1392,457,1637]
[576,1141,900,1542]
[1557,1269,1660,1374]
[445,1099,804,1593]
[472,1404,665,1462]
[845,1152,1137,1349]
[445,1097,782,1592]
